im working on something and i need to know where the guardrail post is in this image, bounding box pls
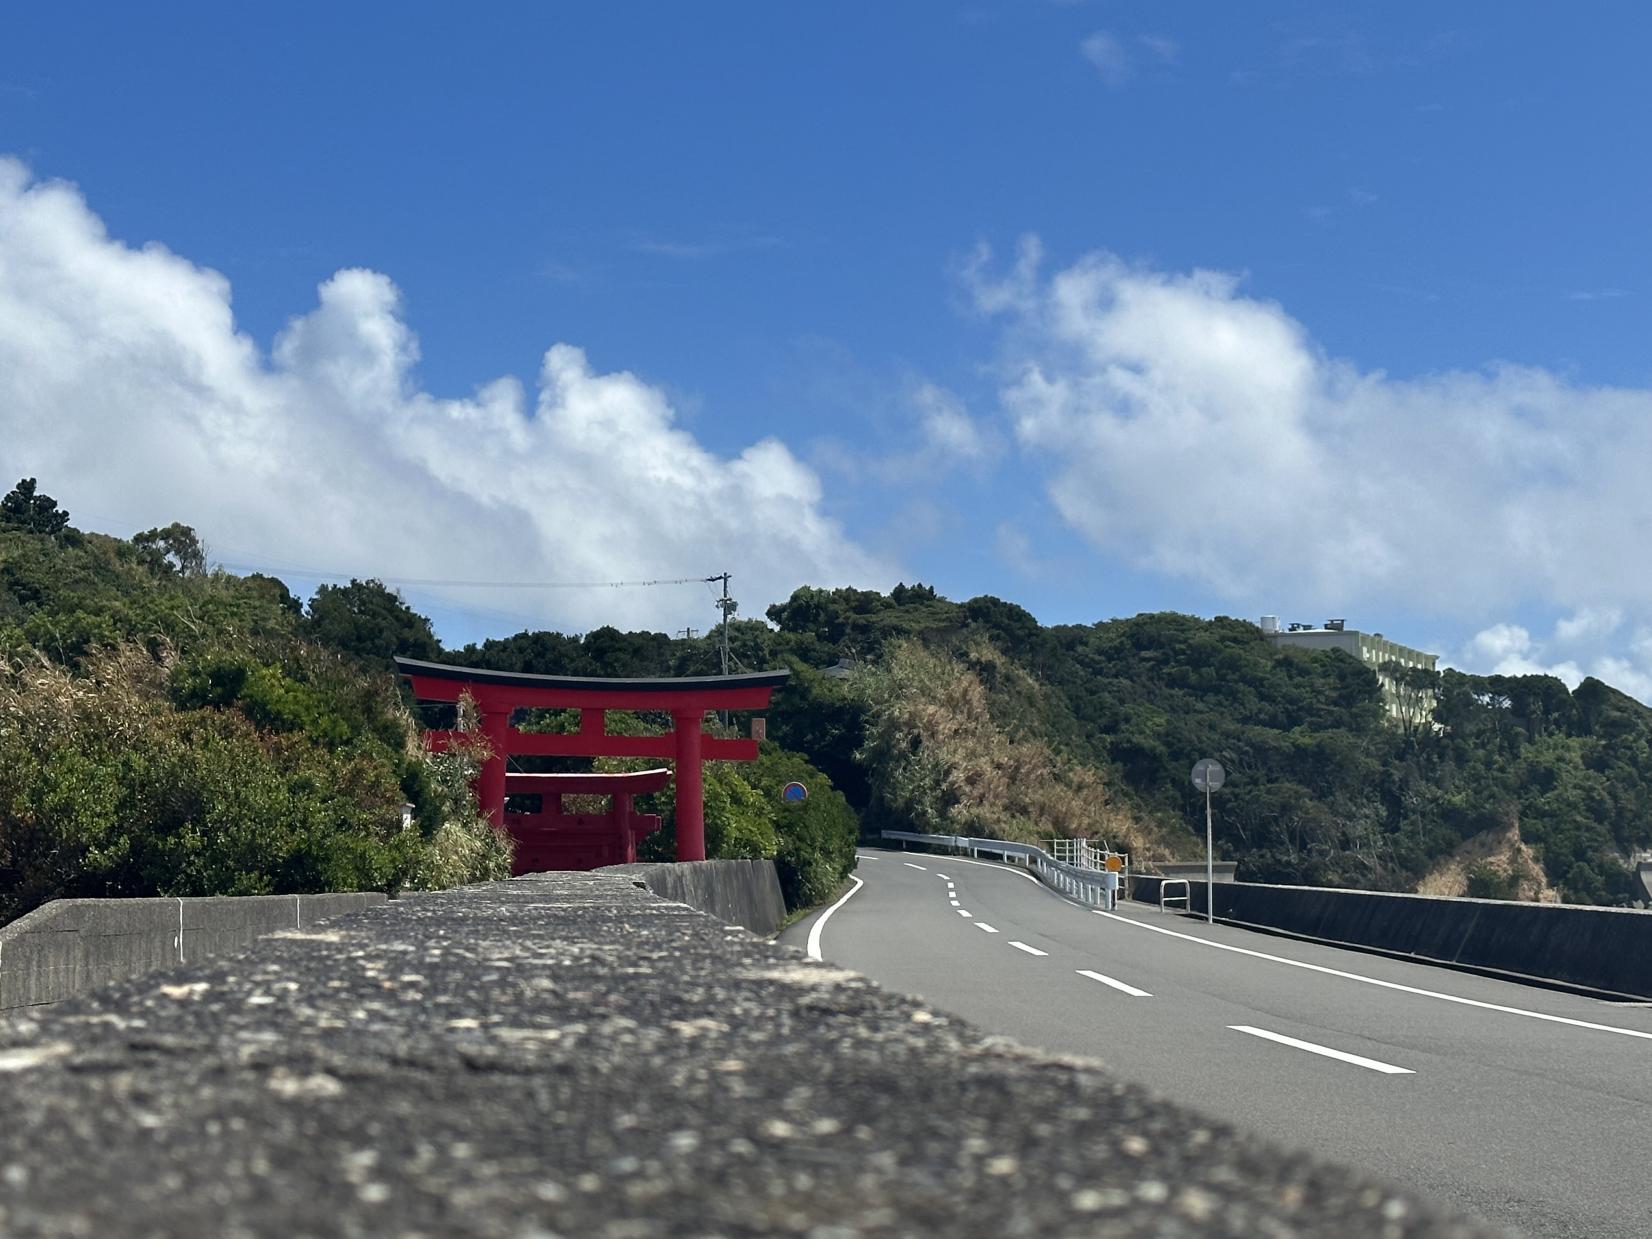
[1159,879,1190,914]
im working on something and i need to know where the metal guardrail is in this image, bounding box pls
[1158,878,1191,913]
[1045,838,1130,890]
[881,830,1122,911]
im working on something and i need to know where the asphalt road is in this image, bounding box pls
[782,848,1652,1239]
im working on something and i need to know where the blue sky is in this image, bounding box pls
[3,3,1650,693]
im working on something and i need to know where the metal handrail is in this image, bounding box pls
[1158,878,1190,913]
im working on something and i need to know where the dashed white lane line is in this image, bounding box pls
[904,862,928,871]
[806,876,865,961]
[976,923,1000,934]
[949,899,961,907]
[957,909,973,918]
[1230,1025,1414,1075]
[1077,969,1152,998]
[935,873,950,880]
[1094,909,1652,1043]
[1008,941,1047,957]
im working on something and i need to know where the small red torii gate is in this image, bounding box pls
[504,769,671,872]
[395,658,789,869]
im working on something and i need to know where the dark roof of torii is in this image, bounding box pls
[394,657,791,695]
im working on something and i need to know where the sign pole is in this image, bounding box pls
[1190,757,1223,926]
[1205,784,1213,925]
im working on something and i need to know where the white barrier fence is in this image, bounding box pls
[881,830,1124,911]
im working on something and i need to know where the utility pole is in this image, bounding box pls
[677,627,697,641]
[707,572,736,677]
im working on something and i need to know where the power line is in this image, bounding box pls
[216,562,710,591]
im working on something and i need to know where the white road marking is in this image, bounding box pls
[957,909,973,918]
[1094,910,1652,1043]
[1077,969,1152,998]
[976,923,1000,934]
[904,862,928,871]
[853,854,883,861]
[949,899,961,907]
[935,873,950,880]
[1230,1025,1414,1075]
[1008,941,1047,957]
[806,876,865,962]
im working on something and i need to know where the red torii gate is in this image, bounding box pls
[395,658,789,868]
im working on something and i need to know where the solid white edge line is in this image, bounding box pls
[903,862,928,871]
[976,923,999,933]
[1230,1025,1414,1075]
[806,875,866,961]
[944,855,1044,885]
[1008,941,1047,957]
[1094,910,1652,1043]
[1076,969,1152,998]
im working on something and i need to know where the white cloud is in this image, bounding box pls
[964,238,1652,700]
[913,382,987,464]
[1138,34,1179,64]
[1553,606,1623,647]
[0,159,889,632]
[1080,32,1131,88]
[1461,611,1652,701]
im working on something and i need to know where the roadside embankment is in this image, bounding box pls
[1131,876,1652,999]
[601,858,788,935]
[0,870,1493,1237]
[0,892,386,1011]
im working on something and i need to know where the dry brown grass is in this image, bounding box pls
[1416,820,1559,902]
[860,639,1180,864]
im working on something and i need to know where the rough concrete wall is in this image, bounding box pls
[1130,876,1652,998]
[0,870,1496,1237]
[0,892,387,1010]
[602,860,787,936]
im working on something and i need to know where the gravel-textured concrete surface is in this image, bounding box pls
[0,872,1501,1237]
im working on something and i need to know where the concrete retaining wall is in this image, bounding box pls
[1130,876,1652,999]
[1146,861,1239,883]
[0,892,387,1011]
[603,860,787,936]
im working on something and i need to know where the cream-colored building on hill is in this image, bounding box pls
[1260,617,1438,725]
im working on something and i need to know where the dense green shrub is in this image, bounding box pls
[0,647,509,923]
[633,746,858,909]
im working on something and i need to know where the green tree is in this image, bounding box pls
[0,477,70,535]
[307,578,440,667]
[132,522,206,577]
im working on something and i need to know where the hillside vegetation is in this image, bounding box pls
[0,479,859,922]
[0,480,510,924]
[7,472,1649,918]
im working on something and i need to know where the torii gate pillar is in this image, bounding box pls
[672,709,706,861]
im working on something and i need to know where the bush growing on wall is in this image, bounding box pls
[634,745,858,909]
